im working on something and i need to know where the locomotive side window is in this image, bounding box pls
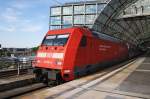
[80,36,87,47]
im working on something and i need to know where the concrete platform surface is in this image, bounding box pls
[14,56,150,99]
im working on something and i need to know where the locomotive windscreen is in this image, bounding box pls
[42,34,69,46]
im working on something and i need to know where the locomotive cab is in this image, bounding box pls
[33,33,70,82]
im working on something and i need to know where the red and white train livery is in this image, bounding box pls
[33,27,128,83]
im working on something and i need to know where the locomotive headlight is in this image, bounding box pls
[32,59,38,67]
[37,60,41,63]
[64,70,70,73]
[55,60,62,66]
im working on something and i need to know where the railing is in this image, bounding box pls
[0,57,33,75]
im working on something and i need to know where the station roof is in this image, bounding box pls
[64,0,108,5]
[92,0,150,48]
[50,0,109,8]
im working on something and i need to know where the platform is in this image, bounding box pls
[14,54,150,99]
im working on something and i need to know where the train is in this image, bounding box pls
[33,27,135,84]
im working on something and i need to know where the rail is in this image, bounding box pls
[0,83,46,99]
[0,69,32,78]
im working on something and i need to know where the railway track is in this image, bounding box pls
[0,57,139,98]
[0,68,32,78]
[0,83,46,99]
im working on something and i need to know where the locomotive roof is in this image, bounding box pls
[92,31,122,43]
[47,26,122,42]
[47,27,93,37]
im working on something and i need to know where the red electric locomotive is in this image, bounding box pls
[33,27,128,83]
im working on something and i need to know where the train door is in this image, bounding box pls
[79,36,88,65]
[74,35,88,77]
[87,37,94,64]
